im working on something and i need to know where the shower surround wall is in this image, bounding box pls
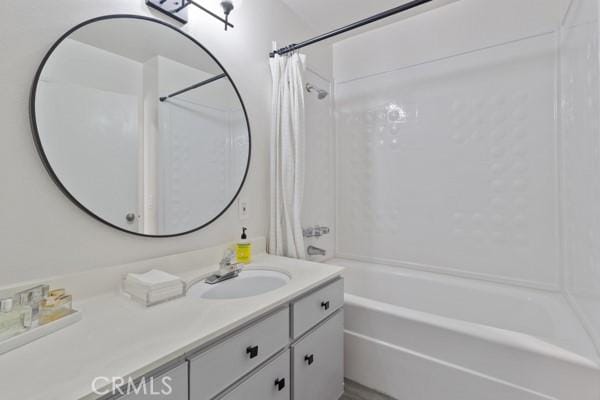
[323,1,600,395]
[326,0,600,364]
[333,0,567,290]
[302,69,335,261]
[561,0,600,355]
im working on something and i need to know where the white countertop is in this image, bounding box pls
[0,253,343,400]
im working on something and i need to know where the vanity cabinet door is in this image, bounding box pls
[217,350,290,400]
[189,307,289,400]
[292,278,344,338]
[292,311,344,400]
[119,362,188,400]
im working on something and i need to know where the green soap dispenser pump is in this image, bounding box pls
[236,227,252,264]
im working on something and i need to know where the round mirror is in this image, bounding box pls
[31,15,251,237]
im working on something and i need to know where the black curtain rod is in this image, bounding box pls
[159,73,227,102]
[269,0,434,58]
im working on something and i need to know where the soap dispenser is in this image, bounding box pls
[236,227,252,264]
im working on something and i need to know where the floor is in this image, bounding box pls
[341,380,396,400]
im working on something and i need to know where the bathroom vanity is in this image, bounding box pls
[0,243,344,400]
[118,278,344,400]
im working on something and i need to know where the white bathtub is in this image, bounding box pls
[327,258,600,400]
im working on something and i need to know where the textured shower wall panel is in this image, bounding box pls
[561,0,600,353]
[335,34,559,288]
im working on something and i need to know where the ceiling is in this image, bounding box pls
[280,0,460,40]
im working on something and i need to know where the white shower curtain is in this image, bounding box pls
[268,48,306,259]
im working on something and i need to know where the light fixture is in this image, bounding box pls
[219,0,240,30]
[146,0,241,30]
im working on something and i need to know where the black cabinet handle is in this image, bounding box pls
[246,345,259,359]
[274,378,286,391]
[321,301,330,310]
[305,354,314,365]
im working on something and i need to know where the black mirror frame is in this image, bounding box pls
[29,14,252,238]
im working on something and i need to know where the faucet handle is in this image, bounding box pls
[303,225,331,238]
[220,248,242,275]
[220,248,235,266]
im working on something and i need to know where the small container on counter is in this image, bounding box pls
[39,290,72,325]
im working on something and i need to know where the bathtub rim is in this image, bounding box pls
[330,257,600,366]
[344,292,600,370]
[333,252,560,292]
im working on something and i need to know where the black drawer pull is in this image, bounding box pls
[321,301,330,310]
[246,345,259,359]
[274,378,286,391]
[305,354,314,365]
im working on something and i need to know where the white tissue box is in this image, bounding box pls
[126,269,183,290]
[123,270,185,306]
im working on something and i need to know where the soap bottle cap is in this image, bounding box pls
[0,298,13,313]
[241,227,247,240]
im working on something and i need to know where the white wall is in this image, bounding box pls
[333,0,566,289]
[0,0,329,285]
[560,0,600,355]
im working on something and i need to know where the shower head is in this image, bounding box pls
[306,83,329,100]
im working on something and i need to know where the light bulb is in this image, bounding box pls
[227,0,243,10]
[203,0,243,30]
[219,0,242,30]
[221,1,234,15]
[207,0,243,13]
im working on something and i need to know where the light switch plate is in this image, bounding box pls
[239,199,249,220]
[146,0,189,24]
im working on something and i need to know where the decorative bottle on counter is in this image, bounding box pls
[0,298,31,340]
[236,227,252,264]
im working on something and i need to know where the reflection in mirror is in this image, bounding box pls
[32,16,250,236]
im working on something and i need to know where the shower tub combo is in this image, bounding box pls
[327,258,600,400]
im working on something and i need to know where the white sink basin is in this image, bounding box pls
[188,269,290,299]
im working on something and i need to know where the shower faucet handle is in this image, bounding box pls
[303,225,331,238]
[318,226,330,235]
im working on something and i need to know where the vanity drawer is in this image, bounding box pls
[291,278,343,338]
[292,311,344,400]
[189,307,289,400]
[217,350,290,400]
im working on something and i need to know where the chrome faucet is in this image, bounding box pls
[307,245,326,256]
[205,249,242,284]
[303,225,331,238]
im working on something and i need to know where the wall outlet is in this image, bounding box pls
[238,199,249,220]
